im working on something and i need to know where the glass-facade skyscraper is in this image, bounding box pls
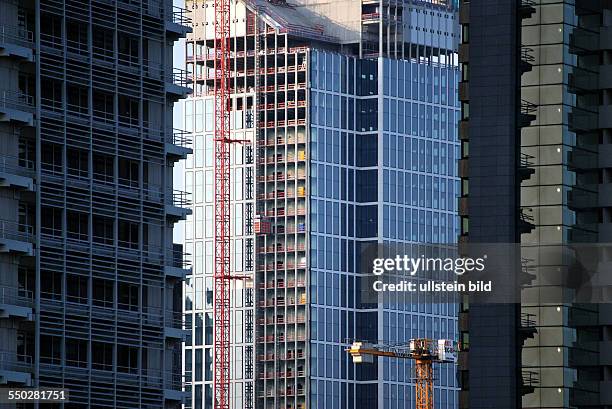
[309,52,460,409]
[182,0,460,408]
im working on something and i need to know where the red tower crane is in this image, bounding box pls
[213,0,231,406]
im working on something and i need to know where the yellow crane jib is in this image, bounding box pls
[346,339,457,364]
[345,339,457,409]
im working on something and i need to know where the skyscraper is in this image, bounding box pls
[182,0,460,408]
[458,1,612,408]
[0,1,190,407]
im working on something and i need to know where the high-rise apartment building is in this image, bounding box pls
[458,1,612,408]
[0,1,191,407]
[183,0,460,408]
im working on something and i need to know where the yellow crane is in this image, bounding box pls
[346,338,456,409]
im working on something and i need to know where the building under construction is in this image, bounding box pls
[182,0,460,408]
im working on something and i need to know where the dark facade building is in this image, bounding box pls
[0,0,191,407]
[459,1,612,408]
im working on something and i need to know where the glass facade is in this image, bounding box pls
[183,96,256,409]
[309,50,460,409]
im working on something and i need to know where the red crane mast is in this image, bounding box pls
[213,0,231,406]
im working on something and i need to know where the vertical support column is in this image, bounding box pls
[415,359,434,409]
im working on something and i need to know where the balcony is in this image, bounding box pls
[0,25,34,61]
[520,370,539,396]
[518,0,536,19]
[256,333,307,343]
[519,99,537,127]
[0,286,33,320]
[257,315,306,325]
[166,129,193,161]
[166,189,192,222]
[519,208,535,234]
[164,310,188,340]
[518,152,535,181]
[518,257,536,286]
[165,244,192,279]
[166,6,192,40]
[519,312,537,342]
[114,367,186,402]
[163,369,188,402]
[166,68,192,100]
[0,155,35,191]
[0,90,34,125]
[361,12,401,24]
[0,220,34,255]
[257,242,307,254]
[0,351,32,386]
[258,294,307,308]
[520,47,535,74]
[280,386,306,396]
[256,257,307,272]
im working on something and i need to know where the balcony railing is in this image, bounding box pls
[0,155,34,178]
[171,6,192,26]
[0,220,34,243]
[59,361,185,389]
[520,313,537,328]
[521,99,538,115]
[0,350,33,373]
[0,25,34,49]
[172,68,190,88]
[520,208,534,223]
[0,90,34,113]
[43,230,189,266]
[521,370,539,386]
[520,152,535,168]
[0,286,33,308]
[170,189,192,207]
[172,129,193,148]
[521,47,535,64]
[362,12,401,22]
[164,368,188,391]
[167,246,192,269]
[165,310,184,329]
